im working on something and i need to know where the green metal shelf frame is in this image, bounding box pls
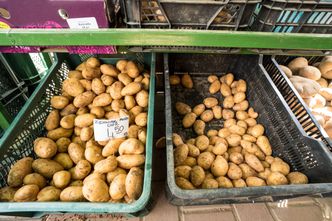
[0,29,332,50]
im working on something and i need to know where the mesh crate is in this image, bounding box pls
[0,53,156,216]
[251,0,332,33]
[263,55,332,150]
[121,0,261,30]
[164,53,332,206]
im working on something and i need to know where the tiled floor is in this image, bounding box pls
[1,91,332,221]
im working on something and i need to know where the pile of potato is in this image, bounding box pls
[170,73,308,189]
[279,56,332,138]
[0,57,150,202]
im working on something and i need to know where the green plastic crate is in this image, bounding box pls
[0,53,156,217]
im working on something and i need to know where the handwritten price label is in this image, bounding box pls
[67,17,99,29]
[93,117,129,141]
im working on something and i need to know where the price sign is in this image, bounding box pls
[93,117,129,141]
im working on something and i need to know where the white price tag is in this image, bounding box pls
[67,17,99,29]
[93,117,129,141]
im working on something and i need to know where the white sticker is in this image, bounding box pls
[93,117,129,141]
[67,17,99,29]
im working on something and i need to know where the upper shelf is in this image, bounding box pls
[0,29,332,51]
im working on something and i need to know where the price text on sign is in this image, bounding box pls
[93,117,129,141]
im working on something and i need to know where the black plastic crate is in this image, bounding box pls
[251,0,332,33]
[263,55,332,151]
[164,53,332,205]
[121,0,261,30]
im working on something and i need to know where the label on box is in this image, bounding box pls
[93,117,129,141]
[67,17,98,29]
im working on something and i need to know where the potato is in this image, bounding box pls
[174,144,189,166]
[227,163,242,180]
[258,168,271,180]
[0,187,17,202]
[33,137,57,159]
[270,160,290,175]
[217,128,230,138]
[212,142,227,155]
[187,138,196,145]
[228,152,243,165]
[90,106,105,118]
[100,64,118,77]
[69,180,83,187]
[316,78,328,88]
[68,143,85,164]
[125,61,140,78]
[245,154,264,173]
[121,82,142,96]
[85,57,100,68]
[212,106,222,120]
[14,185,39,202]
[68,70,83,79]
[59,114,75,129]
[117,155,145,169]
[82,67,101,80]
[61,104,78,117]
[91,78,105,95]
[230,179,246,188]
[109,174,127,200]
[256,136,272,156]
[228,146,242,154]
[51,96,69,110]
[239,163,257,179]
[266,172,288,186]
[176,102,191,115]
[220,83,231,97]
[94,156,118,174]
[71,160,91,180]
[308,94,326,109]
[134,112,147,127]
[23,173,46,189]
[101,75,115,86]
[193,120,205,135]
[222,109,234,120]
[319,88,332,101]
[92,93,112,107]
[77,107,89,115]
[182,157,197,167]
[7,157,33,187]
[190,166,205,187]
[226,134,241,147]
[108,82,123,100]
[201,179,218,189]
[288,57,308,73]
[193,104,205,116]
[118,138,144,156]
[223,96,234,109]
[216,176,233,188]
[319,61,332,79]
[290,76,321,98]
[102,138,125,157]
[53,153,74,170]
[170,75,181,85]
[194,135,208,151]
[53,171,71,189]
[74,113,95,128]
[210,155,228,177]
[135,90,149,108]
[207,129,218,137]
[233,92,245,104]
[245,118,257,127]
[176,177,195,190]
[32,159,64,179]
[208,75,218,83]
[233,100,249,111]
[85,145,104,164]
[82,179,110,202]
[60,186,85,201]
[246,177,266,187]
[181,74,193,88]
[223,119,236,128]
[45,110,60,131]
[209,80,221,94]
[298,66,321,80]
[155,136,165,149]
[240,140,261,155]
[228,125,245,136]
[125,167,144,200]
[107,168,127,184]
[118,73,132,86]
[71,136,85,148]
[203,97,218,108]
[36,186,61,202]
[175,165,192,179]
[130,105,143,117]
[63,78,85,97]
[249,124,264,138]
[287,172,308,184]
[187,144,199,158]
[123,95,136,110]
[79,79,92,91]
[197,152,215,170]
[183,112,197,128]
[237,120,248,130]
[83,173,106,184]
[279,65,292,78]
